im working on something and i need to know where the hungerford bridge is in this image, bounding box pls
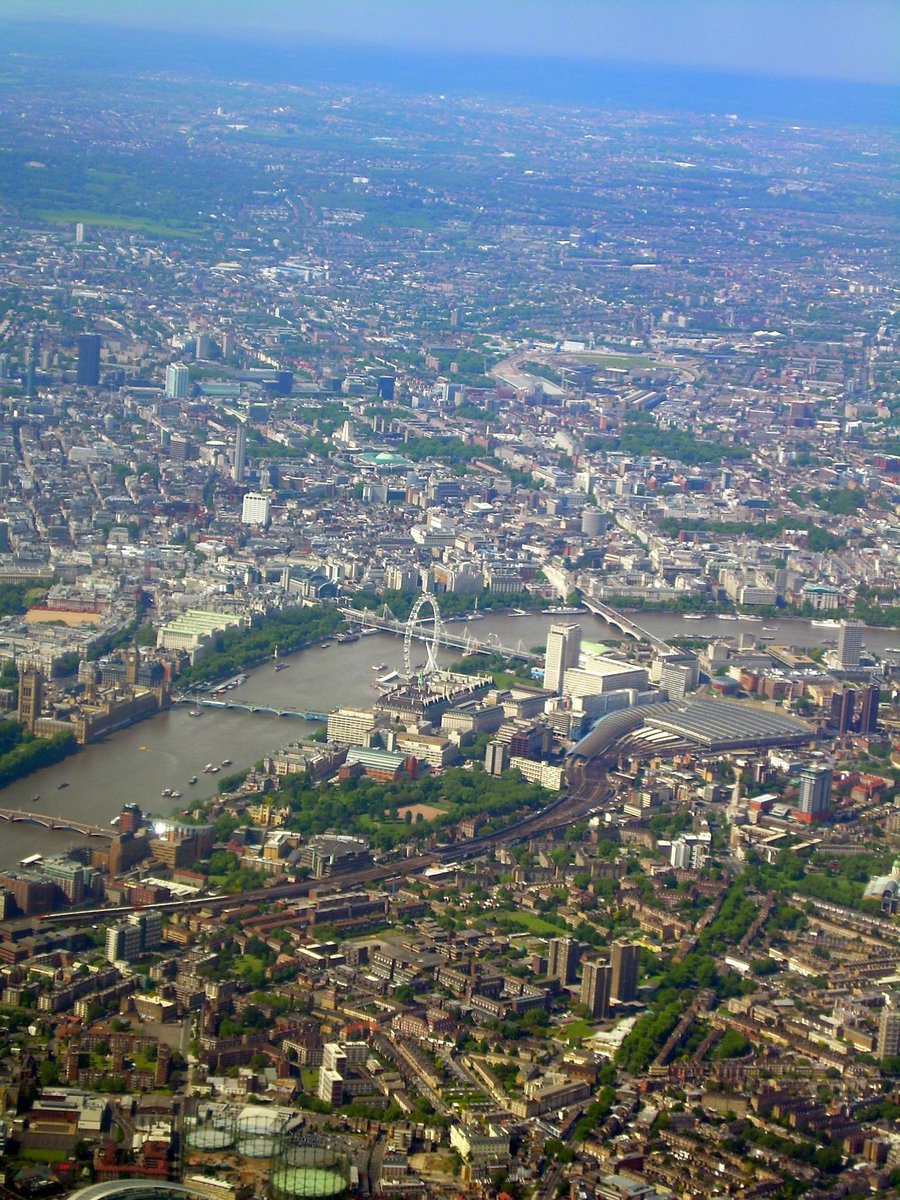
[170,597,670,715]
[344,595,672,658]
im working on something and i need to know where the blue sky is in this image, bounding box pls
[4,1,898,85]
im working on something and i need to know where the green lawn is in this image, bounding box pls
[36,208,202,239]
[234,955,268,980]
[487,910,568,936]
[555,1019,596,1046]
[18,1148,68,1164]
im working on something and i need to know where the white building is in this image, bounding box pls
[544,623,581,694]
[164,362,189,399]
[241,492,271,527]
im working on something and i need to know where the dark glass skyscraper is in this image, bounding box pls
[76,333,101,386]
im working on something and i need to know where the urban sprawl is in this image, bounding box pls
[0,44,897,1200]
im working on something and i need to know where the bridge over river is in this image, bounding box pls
[0,808,112,839]
[340,605,536,661]
[172,698,328,720]
[582,596,673,651]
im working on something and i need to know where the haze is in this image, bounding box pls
[5,0,899,86]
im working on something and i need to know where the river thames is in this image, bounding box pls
[0,609,896,868]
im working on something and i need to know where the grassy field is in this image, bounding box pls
[486,909,568,936]
[555,1018,596,1046]
[36,208,202,239]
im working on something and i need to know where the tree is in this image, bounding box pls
[39,1059,60,1086]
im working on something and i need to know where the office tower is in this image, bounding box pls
[836,619,864,670]
[164,362,189,399]
[0,352,10,380]
[580,960,612,1019]
[195,332,212,359]
[877,994,900,1059]
[797,765,833,824]
[233,420,246,483]
[857,685,880,735]
[544,623,581,695]
[75,221,84,244]
[241,492,271,527]
[830,688,856,735]
[221,331,235,359]
[611,940,640,1003]
[76,333,101,386]
[548,937,580,985]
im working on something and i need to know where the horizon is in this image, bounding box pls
[1,15,897,130]
[2,0,898,88]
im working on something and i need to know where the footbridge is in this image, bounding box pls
[340,605,536,661]
[0,808,112,839]
[173,697,328,721]
[582,596,672,651]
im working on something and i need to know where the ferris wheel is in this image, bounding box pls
[404,592,443,681]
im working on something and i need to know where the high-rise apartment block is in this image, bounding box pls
[877,994,900,1060]
[548,937,580,985]
[797,765,833,824]
[581,960,612,1019]
[611,940,640,1003]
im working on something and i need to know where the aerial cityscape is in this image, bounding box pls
[0,5,897,1200]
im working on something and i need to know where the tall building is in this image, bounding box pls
[877,994,900,1059]
[25,339,37,397]
[106,909,162,963]
[241,491,271,527]
[544,623,581,695]
[857,685,880,734]
[548,937,580,985]
[233,420,247,483]
[164,362,189,399]
[836,620,864,670]
[797,765,833,824]
[830,688,856,735]
[76,333,101,386]
[17,667,43,732]
[580,960,612,1019]
[611,940,640,1003]
[484,740,509,776]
